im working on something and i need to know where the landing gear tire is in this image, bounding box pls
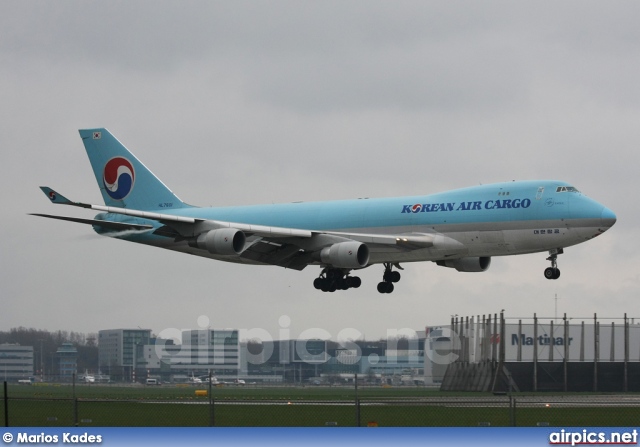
[377,282,394,294]
[315,268,361,292]
[544,249,563,280]
[378,263,401,294]
[544,267,560,280]
[347,276,362,288]
[384,271,401,283]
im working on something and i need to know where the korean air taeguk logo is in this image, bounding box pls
[103,157,135,200]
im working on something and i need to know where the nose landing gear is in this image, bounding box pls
[544,249,563,280]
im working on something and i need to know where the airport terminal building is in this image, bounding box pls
[98,329,152,381]
[141,329,240,382]
[0,344,34,381]
[135,334,428,385]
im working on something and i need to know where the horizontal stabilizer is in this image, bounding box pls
[30,213,154,231]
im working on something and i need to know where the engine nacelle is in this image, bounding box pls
[436,256,491,272]
[194,228,246,255]
[320,241,369,269]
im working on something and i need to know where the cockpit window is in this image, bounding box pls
[556,186,580,193]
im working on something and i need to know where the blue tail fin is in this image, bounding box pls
[79,128,189,210]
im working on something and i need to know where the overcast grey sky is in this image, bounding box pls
[2,1,639,342]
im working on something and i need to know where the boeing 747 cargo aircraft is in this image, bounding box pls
[33,129,616,293]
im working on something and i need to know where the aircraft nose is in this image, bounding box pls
[601,207,617,229]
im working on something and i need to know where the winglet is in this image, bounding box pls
[39,187,90,208]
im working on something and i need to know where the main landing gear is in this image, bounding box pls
[313,263,404,293]
[377,263,402,294]
[314,268,362,293]
[544,249,563,280]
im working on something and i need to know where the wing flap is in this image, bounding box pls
[325,231,435,249]
[238,239,309,270]
[204,220,313,238]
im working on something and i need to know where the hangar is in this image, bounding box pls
[425,313,640,392]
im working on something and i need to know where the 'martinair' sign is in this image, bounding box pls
[461,322,640,363]
[511,333,573,347]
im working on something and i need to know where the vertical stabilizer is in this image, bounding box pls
[79,128,189,210]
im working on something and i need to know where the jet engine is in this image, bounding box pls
[320,241,369,269]
[192,228,246,255]
[436,257,491,272]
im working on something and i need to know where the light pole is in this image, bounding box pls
[39,339,44,382]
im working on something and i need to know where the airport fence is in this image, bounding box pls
[3,381,640,427]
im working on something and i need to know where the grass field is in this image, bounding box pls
[3,383,639,427]
[5,382,454,400]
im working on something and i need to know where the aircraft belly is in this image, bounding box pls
[368,234,469,263]
[112,216,607,267]
[456,230,510,257]
[368,249,432,264]
[500,226,594,254]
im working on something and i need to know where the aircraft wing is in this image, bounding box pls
[36,187,312,238]
[234,231,436,270]
[34,187,441,270]
[30,213,154,232]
